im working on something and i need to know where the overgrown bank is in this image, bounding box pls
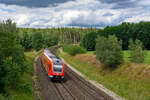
[0,20,41,100]
[9,51,38,100]
[0,51,38,100]
[58,49,150,100]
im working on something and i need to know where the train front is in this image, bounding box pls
[52,58,64,79]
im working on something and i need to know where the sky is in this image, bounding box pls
[0,0,150,28]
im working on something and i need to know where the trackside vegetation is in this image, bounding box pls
[57,22,150,100]
[9,51,38,100]
[62,44,86,56]
[58,49,150,100]
[96,35,123,67]
[0,20,36,100]
[0,21,25,94]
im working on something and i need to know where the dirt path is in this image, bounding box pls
[33,56,42,100]
[35,47,115,100]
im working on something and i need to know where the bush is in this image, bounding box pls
[20,32,32,50]
[16,83,33,94]
[0,94,11,100]
[80,31,98,51]
[62,45,86,56]
[96,35,123,67]
[129,39,145,63]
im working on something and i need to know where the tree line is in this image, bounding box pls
[80,22,150,67]
[100,22,150,50]
[18,21,150,67]
[0,20,28,98]
[81,22,150,51]
[18,26,98,51]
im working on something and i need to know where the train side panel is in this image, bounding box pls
[42,49,64,79]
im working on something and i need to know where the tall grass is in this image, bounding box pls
[58,49,150,100]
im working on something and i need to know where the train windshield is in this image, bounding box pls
[53,59,63,73]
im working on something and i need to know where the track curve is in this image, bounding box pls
[36,46,114,100]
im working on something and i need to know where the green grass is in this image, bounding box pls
[123,51,130,61]
[10,51,40,100]
[145,51,150,64]
[58,49,150,100]
[86,51,96,55]
[123,51,150,64]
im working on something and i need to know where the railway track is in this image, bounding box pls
[36,46,114,100]
[65,67,106,100]
[52,82,76,100]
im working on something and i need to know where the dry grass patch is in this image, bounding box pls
[75,54,103,68]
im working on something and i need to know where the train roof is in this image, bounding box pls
[53,58,63,65]
[44,49,56,57]
[44,49,63,65]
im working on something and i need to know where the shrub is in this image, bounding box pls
[129,39,145,63]
[80,31,98,51]
[62,44,70,53]
[0,94,11,100]
[20,32,32,50]
[16,83,33,94]
[62,45,86,56]
[96,35,123,67]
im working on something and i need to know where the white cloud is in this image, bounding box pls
[137,0,150,6]
[124,14,150,23]
[14,14,30,25]
[0,0,150,28]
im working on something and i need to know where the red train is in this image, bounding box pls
[42,49,64,80]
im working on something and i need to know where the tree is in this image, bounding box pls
[0,19,17,34]
[20,32,32,50]
[129,39,145,63]
[80,31,98,51]
[59,29,81,44]
[32,32,44,51]
[43,32,59,47]
[0,30,25,93]
[99,22,150,50]
[96,35,123,67]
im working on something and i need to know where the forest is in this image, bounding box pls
[17,21,150,52]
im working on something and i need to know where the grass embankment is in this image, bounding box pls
[58,49,150,100]
[10,51,39,100]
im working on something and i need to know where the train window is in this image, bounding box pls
[53,64,63,73]
[53,59,63,65]
[43,55,51,70]
[53,59,63,73]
